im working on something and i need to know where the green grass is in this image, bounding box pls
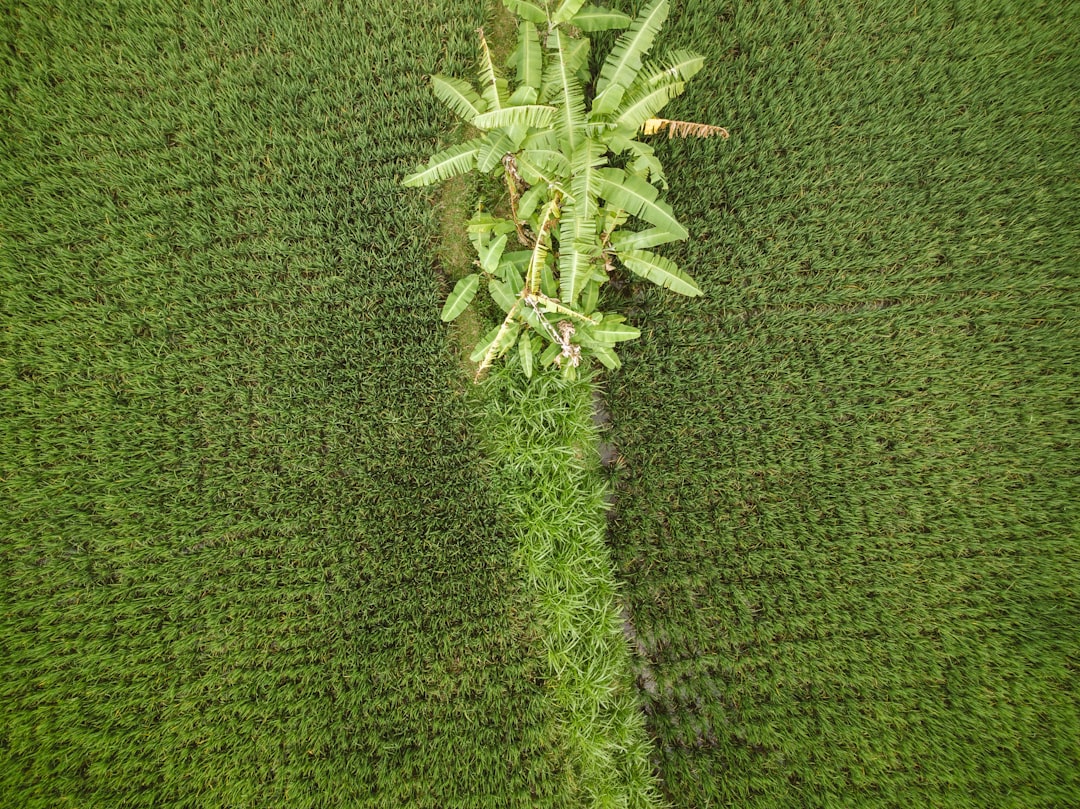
[597,0,1080,805]
[0,1,576,805]
[477,366,661,808]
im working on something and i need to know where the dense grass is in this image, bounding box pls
[478,367,661,808]
[0,1,576,805]
[597,0,1080,805]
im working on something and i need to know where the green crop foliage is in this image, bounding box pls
[597,0,1080,806]
[0,1,577,806]
[403,0,726,381]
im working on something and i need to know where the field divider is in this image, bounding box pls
[471,367,663,808]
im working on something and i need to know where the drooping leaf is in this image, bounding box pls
[473,104,556,131]
[570,6,632,31]
[552,0,589,24]
[430,75,487,121]
[590,344,622,369]
[526,197,559,292]
[470,318,521,363]
[614,80,686,132]
[402,138,484,187]
[596,168,688,239]
[594,0,669,103]
[641,118,730,138]
[502,0,547,23]
[620,249,702,296]
[544,29,586,154]
[441,274,480,321]
[477,29,507,111]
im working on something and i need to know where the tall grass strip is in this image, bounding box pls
[476,366,663,808]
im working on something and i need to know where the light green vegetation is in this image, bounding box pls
[404,0,721,381]
[0,1,576,805]
[599,0,1080,805]
[478,366,661,807]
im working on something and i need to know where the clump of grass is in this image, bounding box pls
[475,364,662,808]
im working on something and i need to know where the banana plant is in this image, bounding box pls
[403,0,727,381]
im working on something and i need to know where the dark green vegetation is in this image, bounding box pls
[1,1,576,805]
[600,0,1080,805]
[5,0,1079,806]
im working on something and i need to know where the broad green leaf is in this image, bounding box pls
[470,325,502,362]
[467,212,516,235]
[570,6,632,30]
[516,20,542,90]
[620,249,702,296]
[502,0,547,23]
[592,318,641,342]
[609,225,682,251]
[581,277,599,314]
[441,274,480,321]
[544,30,586,153]
[564,35,591,79]
[596,169,688,239]
[517,183,547,220]
[402,139,483,187]
[489,278,516,313]
[596,0,669,96]
[541,262,558,298]
[522,129,558,151]
[507,85,539,106]
[630,150,667,188]
[552,0,588,24]
[519,331,534,378]
[558,202,591,305]
[591,344,622,369]
[519,148,571,178]
[473,104,556,131]
[477,126,526,172]
[540,340,561,367]
[480,233,508,274]
[516,152,566,187]
[560,141,606,304]
[430,75,486,121]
